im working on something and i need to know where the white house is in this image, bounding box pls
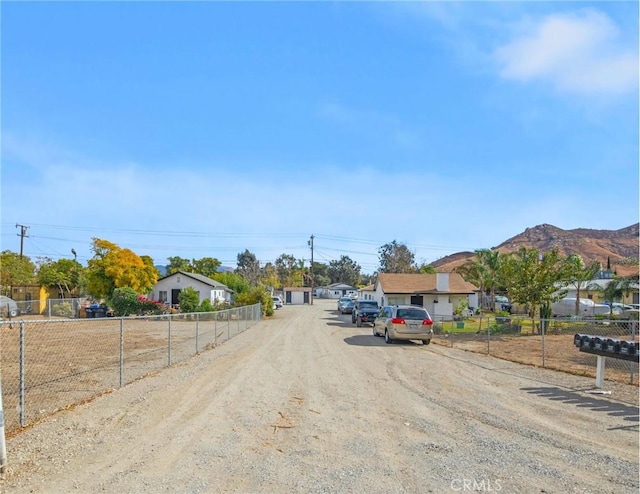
[283,286,312,305]
[357,284,376,301]
[373,272,479,321]
[317,283,358,299]
[151,271,233,306]
[560,278,639,305]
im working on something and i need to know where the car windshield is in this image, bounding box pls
[360,301,377,308]
[397,308,428,320]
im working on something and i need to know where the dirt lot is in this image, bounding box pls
[433,332,639,385]
[1,298,638,493]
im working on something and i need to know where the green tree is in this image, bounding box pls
[236,249,261,286]
[85,238,158,300]
[599,278,636,316]
[178,286,200,313]
[311,261,331,288]
[212,271,250,296]
[110,287,140,316]
[327,255,361,287]
[479,249,506,309]
[501,247,566,322]
[563,255,602,316]
[260,262,280,291]
[417,263,436,274]
[378,241,416,273]
[167,256,192,274]
[36,258,83,298]
[235,286,274,316]
[191,257,222,278]
[275,254,299,287]
[456,259,488,310]
[0,250,36,295]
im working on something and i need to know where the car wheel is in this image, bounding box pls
[9,309,18,318]
[423,339,431,345]
[385,330,393,344]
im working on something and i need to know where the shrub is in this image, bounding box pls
[178,287,199,313]
[51,301,74,318]
[197,299,215,313]
[235,286,273,316]
[137,296,167,316]
[110,287,140,316]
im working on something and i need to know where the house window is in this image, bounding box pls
[159,291,167,303]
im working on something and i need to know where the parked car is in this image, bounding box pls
[373,305,434,345]
[340,300,355,315]
[551,297,610,317]
[0,295,20,318]
[352,300,379,326]
[337,296,352,312]
[272,296,283,309]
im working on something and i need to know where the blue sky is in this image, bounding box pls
[2,1,638,275]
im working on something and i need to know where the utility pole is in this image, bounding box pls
[16,224,29,259]
[308,234,314,305]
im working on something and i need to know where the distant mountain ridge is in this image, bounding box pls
[430,223,639,277]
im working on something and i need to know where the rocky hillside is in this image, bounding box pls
[431,223,639,278]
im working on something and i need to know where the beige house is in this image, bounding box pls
[373,272,479,321]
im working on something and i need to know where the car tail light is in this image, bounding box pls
[391,317,405,324]
[422,319,433,325]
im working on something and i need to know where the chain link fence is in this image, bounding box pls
[432,315,638,386]
[0,303,261,437]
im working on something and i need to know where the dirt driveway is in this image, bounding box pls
[1,299,638,493]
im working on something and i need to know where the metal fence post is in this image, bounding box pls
[0,369,7,473]
[195,313,200,353]
[631,321,637,383]
[119,318,124,387]
[19,321,25,427]
[168,316,172,366]
[487,318,491,355]
[541,318,546,368]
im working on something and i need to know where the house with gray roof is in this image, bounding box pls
[151,271,234,307]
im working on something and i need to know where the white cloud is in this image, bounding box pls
[494,9,638,95]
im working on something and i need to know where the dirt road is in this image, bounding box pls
[1,299,638,493]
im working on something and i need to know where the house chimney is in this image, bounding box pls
[436,272,449,292]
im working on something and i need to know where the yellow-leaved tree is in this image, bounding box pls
[85,238,159,301]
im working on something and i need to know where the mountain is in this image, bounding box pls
[430,223,639,278]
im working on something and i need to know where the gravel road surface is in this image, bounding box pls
[1,298,638,493]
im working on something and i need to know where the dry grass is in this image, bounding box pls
[433,332,639,385]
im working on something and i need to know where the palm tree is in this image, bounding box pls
[600,278,636,316]
[563,255,602,316]
[456,249,504,311]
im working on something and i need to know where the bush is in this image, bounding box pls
[235,286,273,316]
[110,287,140,316]
[51,301,74,318]
[197,299,215,313]
[138,296,167,316]
[111,287,167,316]
[178,287,199,313]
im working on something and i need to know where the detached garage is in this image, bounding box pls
[283,287,312,305]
